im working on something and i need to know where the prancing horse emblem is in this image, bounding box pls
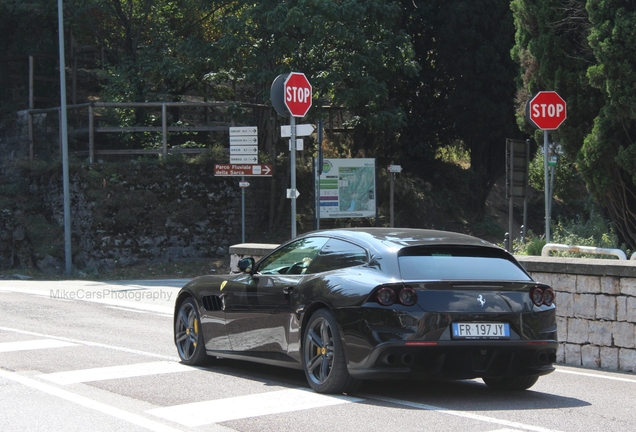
[477,295,486,307]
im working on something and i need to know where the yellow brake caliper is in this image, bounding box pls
[192,318,198,347]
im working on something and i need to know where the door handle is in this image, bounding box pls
[283,287,293,295]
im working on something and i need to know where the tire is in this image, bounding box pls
[483,375,539,391]
[174,297,208,365]
[302,308,360,394]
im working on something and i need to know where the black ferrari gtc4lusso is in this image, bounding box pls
[174,228,557,394]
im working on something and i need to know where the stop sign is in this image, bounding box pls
[284,72,312,117]
[526,91,567,130]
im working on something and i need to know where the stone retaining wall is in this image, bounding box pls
[517,256,636,373]
[230,244,636,373]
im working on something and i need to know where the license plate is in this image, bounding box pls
[452,322,510,340]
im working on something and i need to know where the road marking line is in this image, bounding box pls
[0,368,196,432]
[106,306,150,314]
[0,326,179,361]
[105,306,172,318]
[366,395,561,432]
[146,388,363,427]
[38,361,195,385]
[555,367,636,383]
[0,285,174,315]
[487,430,525,432]
[0,339,77,353]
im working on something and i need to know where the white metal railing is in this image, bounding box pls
[541,243,627,260]
[632,252,636,260]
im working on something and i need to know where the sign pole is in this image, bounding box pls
[290,116,297,238]
[315,119,323,230]
[390,170,395,227]
[241,175,245,243]
[543,130,550,243]
[58,0,72,276]
[526,91,566,244]
[272,71,311,238]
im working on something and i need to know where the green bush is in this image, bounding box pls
[514,213,629,258]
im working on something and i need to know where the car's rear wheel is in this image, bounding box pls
[175,297,208,365]
[302,308,360,394]
[483,375,539,391]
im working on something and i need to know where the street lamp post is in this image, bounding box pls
[58,0,72,276]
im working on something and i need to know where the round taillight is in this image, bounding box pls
[376,287,396,306]
[399,287,418,306]
[530,287,544,307]
[543,288,555,306]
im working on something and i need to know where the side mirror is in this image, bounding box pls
[238,257,255,273]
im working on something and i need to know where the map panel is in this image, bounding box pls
[319,158,376,219]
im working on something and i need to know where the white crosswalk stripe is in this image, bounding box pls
[0,339,77,353]
[38,360,195,385]
[146,388,363,427]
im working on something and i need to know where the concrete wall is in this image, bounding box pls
[230,243,636,373]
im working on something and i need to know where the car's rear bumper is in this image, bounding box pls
[347,339,558,380]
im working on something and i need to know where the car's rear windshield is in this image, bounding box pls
[398,246,532,281]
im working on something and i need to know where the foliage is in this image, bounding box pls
[512,0,636,249]
[398,0,520,214]
[514,213,624,258]
[6,0,636,248]
[435,143,470,168]
[512,231,546,256]
[580,0,636,249]
[527,150,587,202]
[210,0,418,158]
[67,0,221,101]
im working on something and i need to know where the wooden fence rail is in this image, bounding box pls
[25,101,261,163]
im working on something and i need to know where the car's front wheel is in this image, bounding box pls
[302,308,360,394]
[483,375,539,391]
[174,297,208,365]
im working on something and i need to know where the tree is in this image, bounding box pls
[68,0,222,102]
[211,0,418,152]
[0,0,59,109]
[399,0,520,214]
[512,0,636,248]
[582,0,636,248]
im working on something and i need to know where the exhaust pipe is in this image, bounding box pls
[537,351,556,365]
[382,353,397,365]
[401,353,414,366]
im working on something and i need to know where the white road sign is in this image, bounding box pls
[230,136,258,145]
[281,124,315,137]
[230,146,258,155]
[229,126,257,136]
[289,139,304,151]
[286,188,300,199]
[230,155,259,164]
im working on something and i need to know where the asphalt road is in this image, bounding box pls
[1,279,635,432]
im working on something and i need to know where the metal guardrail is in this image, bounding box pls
[632,252,636,260]
[541,243,627,260]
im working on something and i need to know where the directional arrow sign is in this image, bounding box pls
[230,146,258,155]
[286,188,300,199]
[239,181,250,188]
[229,126,257,136]
[230,155,259,164]
[230,136,258,145]
[214,164,273,177]
[281,124,315,137]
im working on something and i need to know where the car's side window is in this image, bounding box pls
[257,237,329,275]
[307,238,368,274]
